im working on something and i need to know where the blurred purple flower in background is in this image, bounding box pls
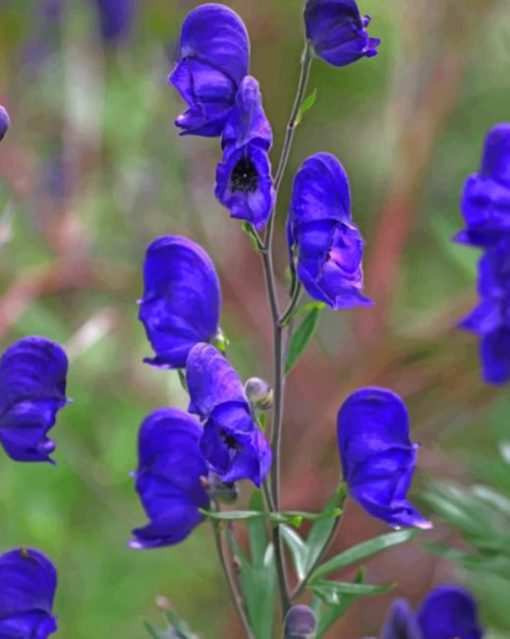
[304,0,380,67]
[288,153,371,309]
[0,547,58,638]
[337,388,431,529]
[130,408,210,549]
[169,3,250,136]
[93,0,135,43]
[0,337,68,463]
[138,236,222,370]
[379,599,421,639]
[283,605,317,639]
[0,105,10,141]
[186,343,272,487]
[215,75,275,230]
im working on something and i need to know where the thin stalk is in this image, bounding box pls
[211,521,255,639]
[279,283,303,326]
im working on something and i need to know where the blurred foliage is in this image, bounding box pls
[2,0,510,638]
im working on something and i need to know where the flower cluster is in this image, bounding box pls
[0,547,58,638]
[378,586,483,639]
[456,123,510,383]
[133,236,271,548]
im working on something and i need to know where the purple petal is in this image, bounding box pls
[417,586,483,639]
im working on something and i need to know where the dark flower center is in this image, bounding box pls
[222,432,241,451]
[230,157,258,193]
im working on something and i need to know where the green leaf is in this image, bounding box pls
[242,222,263,252]
[246,490,267,565]
[295,88,317,126]
[143,621,168,639]
[310,579,393,605]
[283,301,326,327]
[310,528,420,582]
[239,544,276,639]
[201,507,340,525]
[201,509,264,521]
[285,306,323,373]
[314,570,365,637]
[281,525,308,581]
[164,611,200,639]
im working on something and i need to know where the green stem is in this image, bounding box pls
[279,283,303,326]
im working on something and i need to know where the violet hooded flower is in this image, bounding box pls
[93,0,135,43]
[0,337,68,463]
[130,408,210,549]
[416,586,483,639]
[0,105,10,141]
[186,343,272,487]
[0,548,58,638]
[169,3,250,137]
[138,236,222,369]
[288,153,371,310]
[304,0,381,68]
[337,388,431,529]
[456,123,510,247]
[380,599,422,639]
[215,75,275,231]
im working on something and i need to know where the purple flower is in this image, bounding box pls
[93,0,134,43]
[0,548,58,638]
[130,408,210,549]
[455,123,510,247]
[380,599,421,639]
[284,605,317,639]
[288,153,371,309]
[0,105,10,141]
[337,388,431,529]
[186,343,272,487]
[417,586,483,639]
[0,337,68,463]
[215,76,275,230]
[304,0,381,68]
[138,236,222,370]
[169,3,250,137]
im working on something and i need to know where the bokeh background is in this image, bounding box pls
[1,0,510,637]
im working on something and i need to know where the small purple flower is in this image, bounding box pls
[284,605,317,639]
[130,408,210,549]
[337,388,431,529]
[138,236,222,370]
[0,337,68,463]
[416,586,483,639]
[304,0,381,68]
[93,0,134,43]
[215,76,275,230]
[288,153,371,310]
[380,599,421,639]
[0,547,58,638]
[186,343,272,487]
[0,105,10,141]
[456,123,510,247]
[169,3,250,137]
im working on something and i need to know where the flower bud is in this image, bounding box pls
[284,605,317,639]
[0,105,10,141]
[244,377,273,410]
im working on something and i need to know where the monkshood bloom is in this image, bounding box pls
[416,586,483,639]
[130,408,210,549]
[459,237,510,384]
[0,337,68,463]
[0,547,57,638]
[215,76,275,230]
[288,153,371,309]
[93,0,134,43]
[304,0,380,68]
[337,388,431,529]
[169,3,250,136]
[284,605,317,639]
[139,236,221,369]
[456,123,510,247]
[0,105,10,141]
[379,599,421,639]
[186,343,272,487]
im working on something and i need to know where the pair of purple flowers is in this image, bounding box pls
[456,124,510,384]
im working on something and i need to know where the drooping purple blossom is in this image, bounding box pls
[138,236,222,369]
[215,76,275,230]
[0,105,10,141]
[169,3,250,137]
[0,337,68,463]
[0,548,58,638]
[304,0,381,68]
[455,123,510,247]
[186,343,272,487]
[130,408,210,549]
[380,599,421,639]
[337,388,431,529]
[93,0,135,43]
[288,153,371,309]
[416,586,483,639]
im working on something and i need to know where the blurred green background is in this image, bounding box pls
[2,0,510,637]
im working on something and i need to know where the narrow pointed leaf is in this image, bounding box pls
[281,525,308,581]
[285,306,323,373]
